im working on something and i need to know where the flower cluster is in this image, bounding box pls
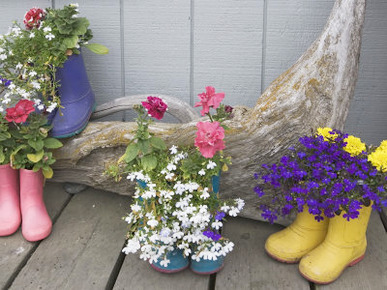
[0,4,108,113]
[107,87,243,266]
[122,148,244,265]
[254,128,387,223]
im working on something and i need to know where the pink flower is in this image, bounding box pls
[195,121,225,158]
[5,99,35,123]
[141,96,168,120]
[24,8,46,30]
[194,86,225,116]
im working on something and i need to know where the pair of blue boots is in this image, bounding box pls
[151,248,225,275]
[50,52,95,139]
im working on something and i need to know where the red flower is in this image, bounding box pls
[141,96,168,120]
[194,86,225,116]
[5,99,35,123]
[194,121,225,158]
[24,8,45,30]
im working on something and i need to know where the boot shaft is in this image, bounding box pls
[0,164,19,197]
[19,168,44,209]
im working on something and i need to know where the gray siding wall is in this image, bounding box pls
[1,0,386,145]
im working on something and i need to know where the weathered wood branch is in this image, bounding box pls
[52,0,366,224]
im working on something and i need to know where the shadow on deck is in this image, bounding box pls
[1,183,386,290]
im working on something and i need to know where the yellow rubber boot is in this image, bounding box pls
[299,204,372,284]
[265,207,329,263]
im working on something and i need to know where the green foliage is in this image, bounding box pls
[6,113,63,178]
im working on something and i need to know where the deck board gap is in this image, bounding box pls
[380,211,387,232]
[105,240,128,290]
[208,273,216,290]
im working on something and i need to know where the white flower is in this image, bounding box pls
[46,102,57,113]
[130,203,141,212]
[1,97,11,104]
[228,207,239,217]
[198,169,206,176]
[45,33,55,41]
[8,50,13,56]
[29,70,37,77]
[235,198,245,211]
[169,145,178,154]
[200,187,210,200]
[31,81,40,90]
[167,163,176,171]
[207,161,217,169]
[0,54,7,60]
[165,172,174,180]
[16,63,23,70]
[43,26,52,33]
[147,219,158,228]
[212,221,223,230]
[0,106,3,112]
[159,258,170,267]
[122,238,141,254]
[29,32,35,38]
[159,228,171,237]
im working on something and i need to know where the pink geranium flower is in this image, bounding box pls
[194,86,225,116]
[195,121,225,158]
[141,96,168,120]
[5,99,35,123]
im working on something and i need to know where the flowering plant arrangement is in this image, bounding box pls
[0,4,107,175]
[0,3,108,113]
[254,127,387,223]
[107,87,244,267]
[0,99,62,178]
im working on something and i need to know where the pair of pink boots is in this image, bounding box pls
[0,164,52,242]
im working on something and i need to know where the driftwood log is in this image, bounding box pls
[52,0,366,224]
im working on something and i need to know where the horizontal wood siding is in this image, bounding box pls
[0,0,386,142]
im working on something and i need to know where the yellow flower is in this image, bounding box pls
[378,140,387,150]
[316,127,337,141]
[343,135,366,156]
[368,150,387,172]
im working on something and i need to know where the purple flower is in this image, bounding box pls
[215,211,226,221]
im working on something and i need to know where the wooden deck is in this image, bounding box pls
[1,183,386,290]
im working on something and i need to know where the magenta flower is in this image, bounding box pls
[194,86,225,116]
[24,8,45,30]
[141,96,168,120]
[5,99,35,123]
[195,121,225,158]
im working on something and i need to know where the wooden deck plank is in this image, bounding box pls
[0,182,71,289]
[9,188,131,290]
[114,252,210,290]
[215,218,310,290]
[317,212,387,289]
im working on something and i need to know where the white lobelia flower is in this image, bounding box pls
[122,238,141,254]
[207,161,217,169]
[228,207,239,217]
[43,26,52,33]
[165,172,174,180]
[29,70,37,77]
[31,81,41,90]
[147,219,158,228]
[0,54,7,60]
[46,102,57,113]
[169,145,178,154]
[29,32,35,38]
[0,106,3,112]
[200,187,210,199]
[15,63,23,70]
[198,169,206,176]
[235,198,245,211]
[166,163,176,171]
[211,221,223,230]
[130,203,141,213]
[45,33,55,41]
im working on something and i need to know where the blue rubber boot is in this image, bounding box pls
[50,52,96,138]
[151,248,189,273]
[190,256,225,275]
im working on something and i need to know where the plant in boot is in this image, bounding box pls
[253,127,387,281]
[106,88,244,274]
[0,4,108,138]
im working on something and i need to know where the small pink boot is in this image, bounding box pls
[20,169,52,242]
[0,164,21,236]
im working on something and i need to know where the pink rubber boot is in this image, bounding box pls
[0,164,21,236]
[20,169,52,242]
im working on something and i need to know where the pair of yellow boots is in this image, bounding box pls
[265,205,372,284]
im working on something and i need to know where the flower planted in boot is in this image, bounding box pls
[20,169,52,242]
[265,206,329,263]
[299,204,372,284]
[50,52,96,138]
[0,164,21,236]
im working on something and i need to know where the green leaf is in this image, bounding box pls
[124,143,140,163]
[63,35,79,49]
[0,131,11,141]
[28,139,44,151]
[138,140,150,154]
[27,150,44,163]
[0,150,5,164]
[150,137,167,150]
[72,18,90,36]
[44,138,63,149]
[141,155,157,171]
[42,166,54,179]
[84,43,109,55]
